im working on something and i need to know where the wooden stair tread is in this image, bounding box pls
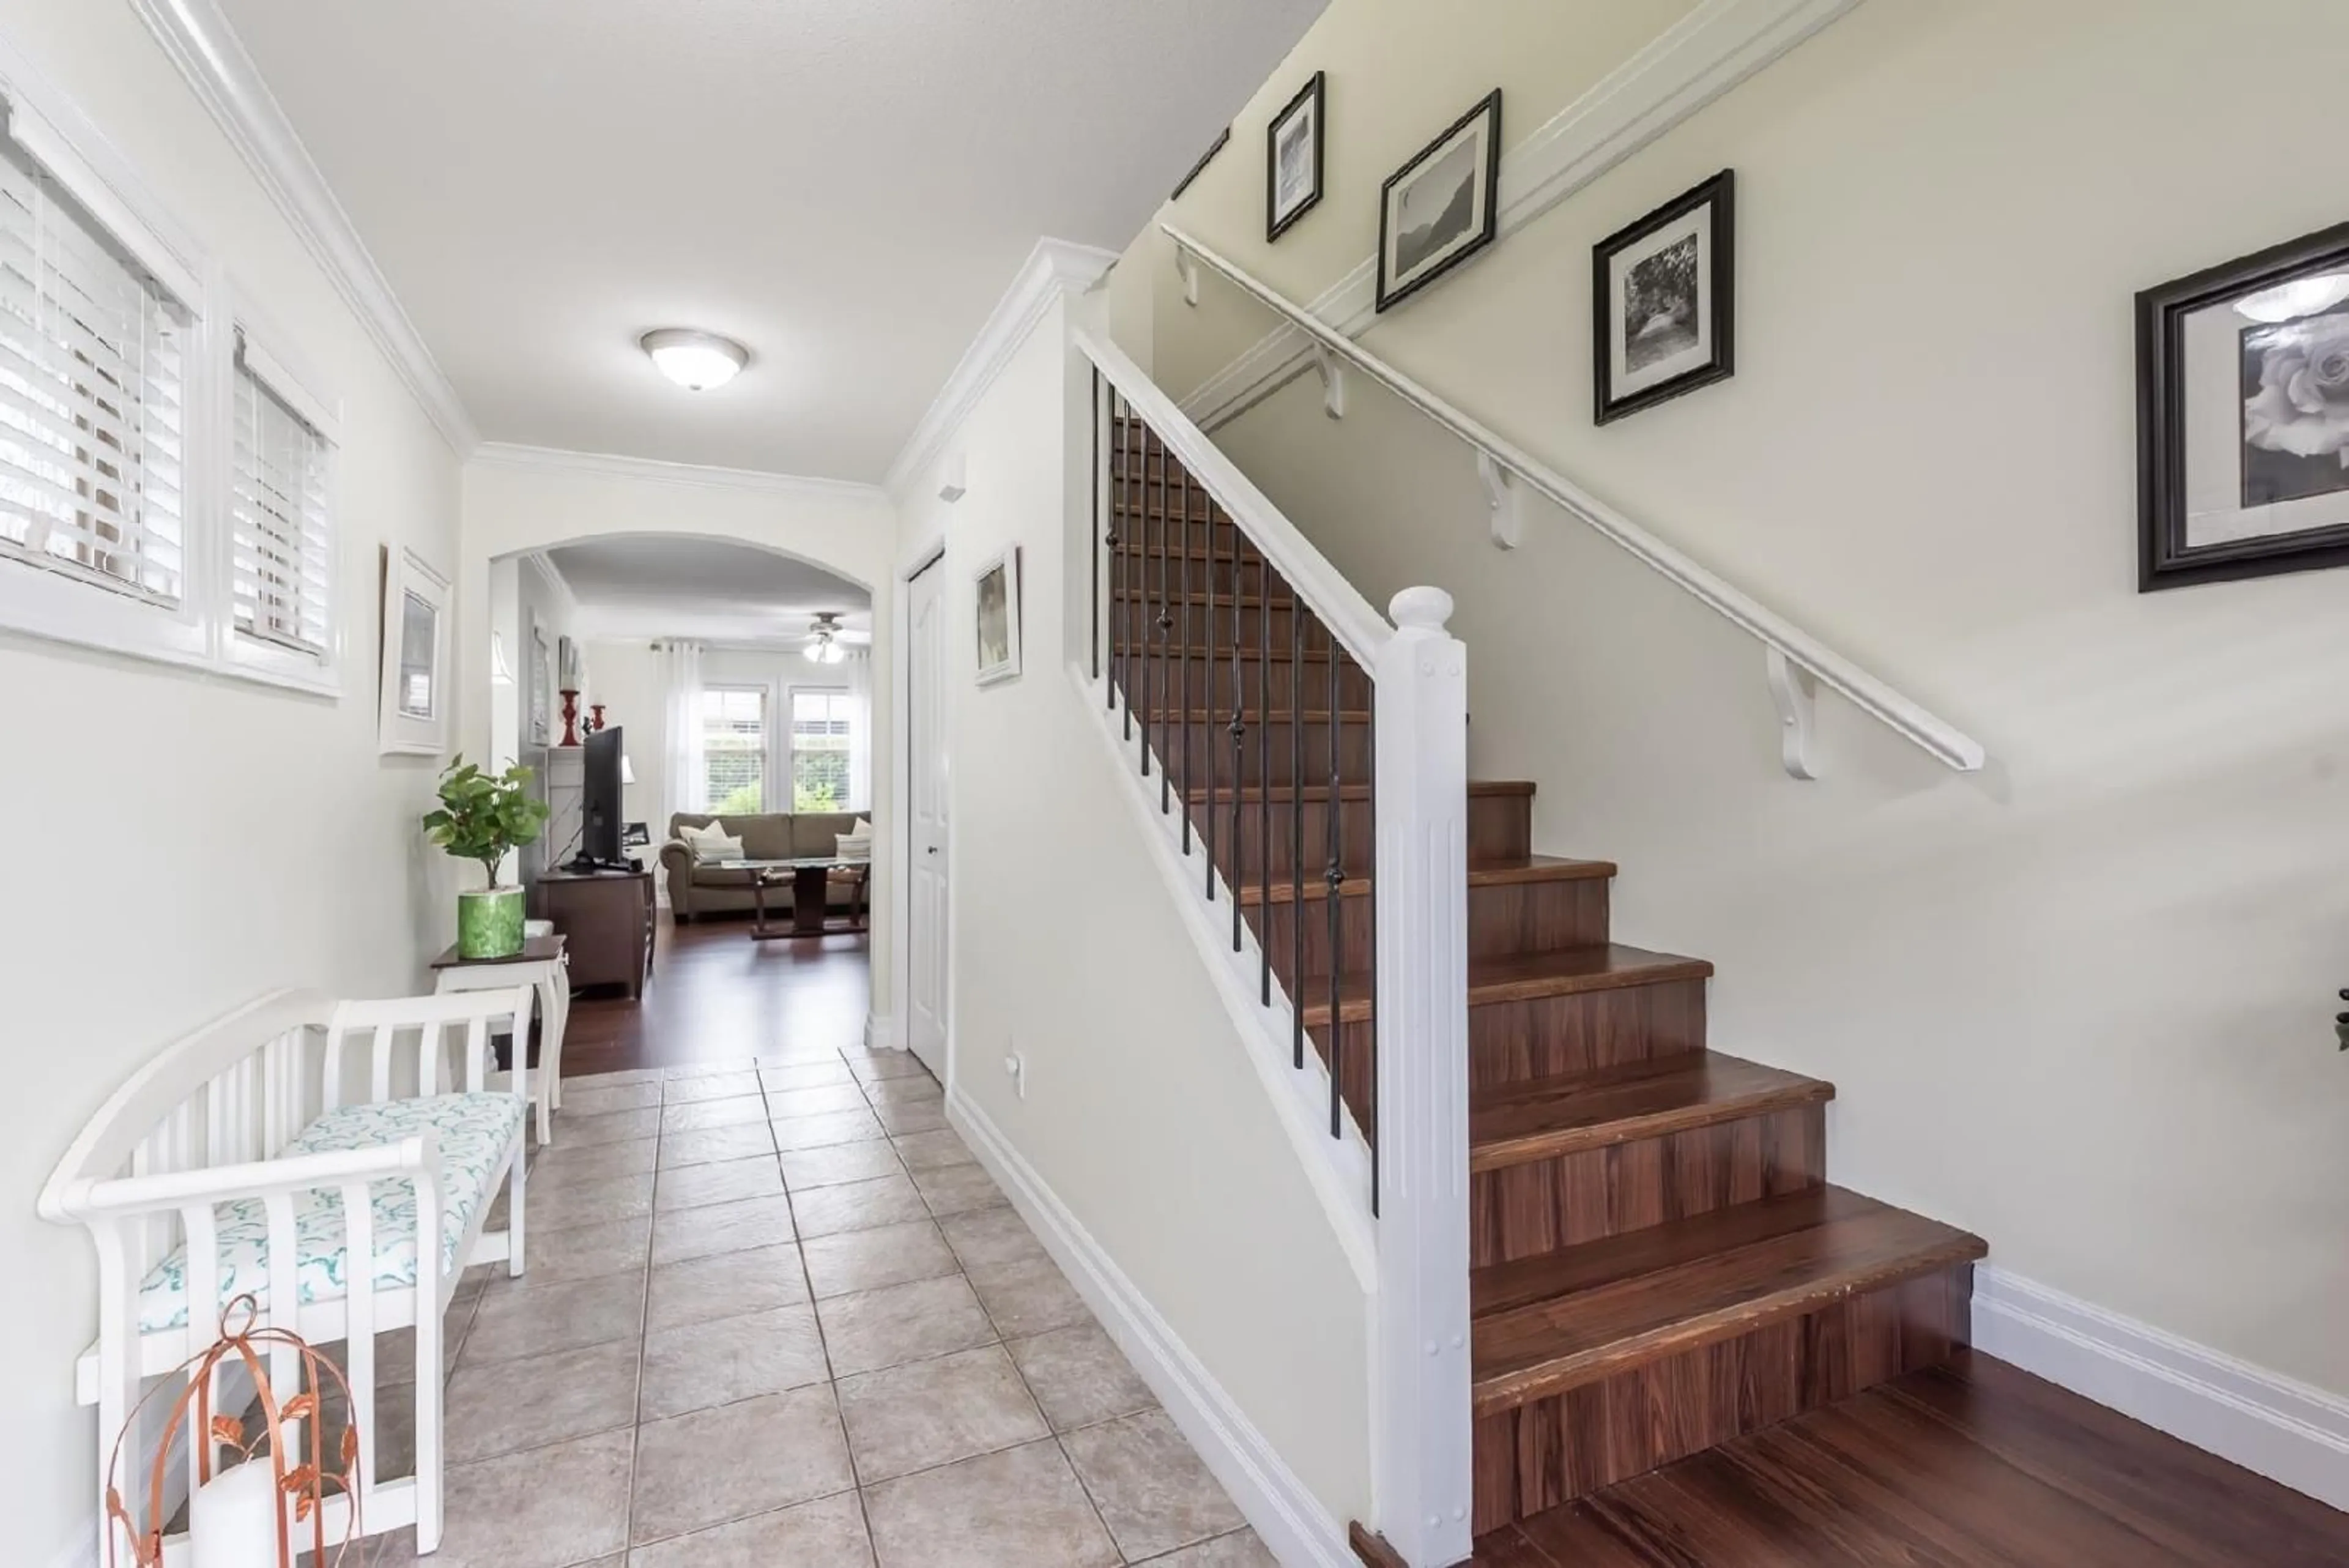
[1469,1051,1831,1173]
[1469,1186,1987,1414]
[1301,945,1713,1027]
[1236,856,1617,908]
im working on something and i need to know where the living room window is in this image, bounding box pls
[702,685,766,813]
[790,688,853,812]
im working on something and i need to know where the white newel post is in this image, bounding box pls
[1372,585,1474,1566]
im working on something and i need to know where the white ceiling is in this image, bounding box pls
[213,0,1324,480]
[546,535,870,646]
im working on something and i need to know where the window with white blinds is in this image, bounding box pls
[0,138,186,607]
[230,332,333,655]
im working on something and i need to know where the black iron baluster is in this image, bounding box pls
[1150,431,1170,787]
[1228,535,1245,944]
[1178,468,1192,844]
[1121,398,1136,741]
[1260,559,1272,1004]
[1291,602,1305,1072]
[1327,636,1344,1140]
[1091,371,1102,688]
[1365,696,1379,1217]
[1195,490,1207,868]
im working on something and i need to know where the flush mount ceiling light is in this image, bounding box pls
[640,328,749,391]
[803,612,847,664]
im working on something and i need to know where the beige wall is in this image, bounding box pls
[0,1,466,1554]
[1151,0,2349,1398]
[1138,0,1701,402]
[460,459,899,1011]
[898,298,1374,1524]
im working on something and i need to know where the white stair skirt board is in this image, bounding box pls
[949,1093,1360,1568]
[1972,1265,2349,1512]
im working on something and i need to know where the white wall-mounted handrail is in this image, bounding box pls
[1071,324,1393,672]
[1160,223,1986,775]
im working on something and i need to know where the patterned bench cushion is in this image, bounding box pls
[136,1092,525,1335]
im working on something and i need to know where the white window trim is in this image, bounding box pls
[220,284,343,695]
[0,39,345,700]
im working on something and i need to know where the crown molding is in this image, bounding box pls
[518,549,581,620]
[883,236,1118,499]
[471,441,891,503]
[1179,0,1863,431]
[127,0,480,454]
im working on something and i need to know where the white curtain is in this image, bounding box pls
[658,639,705,827]
[844,648,874,812]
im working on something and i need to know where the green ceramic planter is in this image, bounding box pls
[457,886,525,959]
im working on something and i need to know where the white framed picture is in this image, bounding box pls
[973,546,1022,686]
[527,613,552,746]
[377,544,451,756]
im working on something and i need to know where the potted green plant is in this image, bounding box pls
[423,757,552,958]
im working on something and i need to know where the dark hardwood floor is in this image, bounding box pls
[558,912,871,1077]
[1466,1350,2349,1566]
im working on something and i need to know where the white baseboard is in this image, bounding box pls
[1972,1265,2349,1512]
[948,1091,1358,1568]
[864,1012,899,1050]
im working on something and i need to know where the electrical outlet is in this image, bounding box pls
[1003,1048,1026,1101]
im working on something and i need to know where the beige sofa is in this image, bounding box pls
[659,811,866,921]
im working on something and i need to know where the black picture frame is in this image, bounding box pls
[1266,72,1326,242]
[1170,126,1230,203]
[1375,89,1503,313]
[1593,169,1735,425]
[2138,218,2349,591]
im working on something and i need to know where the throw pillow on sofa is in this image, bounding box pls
[836,817,874,859]
[681,821,746,862]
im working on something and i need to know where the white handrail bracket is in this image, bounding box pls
[1174,245,1200,308]
[1311,343,1347,420]
[1766,646,1819,782]
[1477,453,1521,551]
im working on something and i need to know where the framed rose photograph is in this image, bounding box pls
[2139,218,2349,590]
[1594,170,1735,424]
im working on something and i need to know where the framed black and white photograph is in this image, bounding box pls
[1171,125,1230,203]
[527,615,552,746]
[973,546,1022,686]
[1267,72,1324,242]
[1376,89,1502,312]
[1594,169,1734,425]
[377,544,450,756]
[2140,218,2349,590]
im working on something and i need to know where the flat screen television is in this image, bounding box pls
[577,726,625,869]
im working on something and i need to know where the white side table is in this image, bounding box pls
[429,932,570,1143]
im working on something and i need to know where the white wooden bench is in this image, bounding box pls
[40,986,534,1559]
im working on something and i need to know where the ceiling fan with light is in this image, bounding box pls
[803,612,848,664]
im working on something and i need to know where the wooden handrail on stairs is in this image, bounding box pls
[1160,221,1986,779]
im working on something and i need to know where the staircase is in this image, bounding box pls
[1102,408,1987,1554]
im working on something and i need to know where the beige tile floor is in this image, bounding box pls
[345,1044,1277,1568]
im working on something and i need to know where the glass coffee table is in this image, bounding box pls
[743,855,872,940]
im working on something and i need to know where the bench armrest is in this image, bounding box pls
[51,1135,439,1221]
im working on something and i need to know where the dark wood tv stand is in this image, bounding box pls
[533,866,654,998]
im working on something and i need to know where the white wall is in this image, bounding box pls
[461,455,898,1009]
[0,2,463,1557]
[1157,0,2349,1403]
[584,636,666,840]
[896,295,1375,1527]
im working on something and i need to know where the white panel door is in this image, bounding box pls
[907,555,950,1072]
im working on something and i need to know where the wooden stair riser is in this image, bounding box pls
[1471,1265,1973,1530]
[1116,648,1373,713]
[1108,546,1278,601]
[1249,877,1611,983]
[1470,1104,1825,1267]
[1204,786,1533,884]
[1109,600,1326,653]
[1466,979,1710,1089]
[1156,715,1371,787]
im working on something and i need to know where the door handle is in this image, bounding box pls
[927,846,940,856]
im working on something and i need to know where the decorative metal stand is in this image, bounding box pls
[558,688,582,746]
[105,1295,363,1568]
